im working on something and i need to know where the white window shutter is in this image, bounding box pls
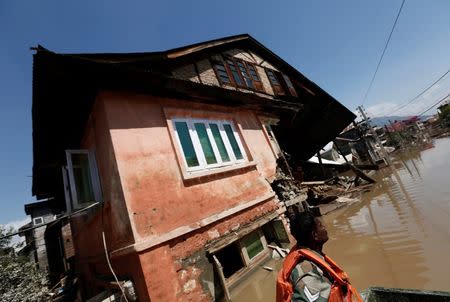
[88,150,103,203]
[61,166,73,213]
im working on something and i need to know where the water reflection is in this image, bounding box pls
[325,138,450,291]
[228,138,450,301]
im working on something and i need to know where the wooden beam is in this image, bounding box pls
[213,255,231,301]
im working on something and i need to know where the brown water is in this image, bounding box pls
[229,137,450,301]
[324,137,450,292]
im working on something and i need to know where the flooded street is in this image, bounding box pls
[324,137,450,291]
[229,137,450,301]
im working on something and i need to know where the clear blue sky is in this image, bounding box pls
[1,0,450,225]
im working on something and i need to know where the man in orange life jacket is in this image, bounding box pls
[276,211,362,302]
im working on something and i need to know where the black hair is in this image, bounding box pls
[289,211,317,246]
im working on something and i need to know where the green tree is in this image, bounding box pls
[439,105,450,128]
[0,226,13,252]
[0,226,49,302]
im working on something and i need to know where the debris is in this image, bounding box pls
[301,180,333,186]
[263,266,274,271]
[268,244,289,258]
[349,164,376,184]
[271,162,307,204]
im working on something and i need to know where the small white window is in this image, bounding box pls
[172,118,247,172]
[62,150,102,212]
[33,217,44,225]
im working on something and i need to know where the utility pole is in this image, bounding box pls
[357,106,392,166]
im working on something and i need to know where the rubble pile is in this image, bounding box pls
[270,166,306,202]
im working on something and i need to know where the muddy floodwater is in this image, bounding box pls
[324,137,450,292]
[228,137,450,301]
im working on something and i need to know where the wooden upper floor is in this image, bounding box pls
[171,48,299,99]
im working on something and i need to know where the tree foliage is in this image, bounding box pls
[0,226,49,302]
[439,105,450,127]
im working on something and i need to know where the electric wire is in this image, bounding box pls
[102,231,129,302]
[0,201,100,240]
[381,67,450,116]
[361,0,406,106]
[416,92,450,116]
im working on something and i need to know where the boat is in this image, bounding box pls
[362,287,450,302]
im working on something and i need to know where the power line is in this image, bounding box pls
[0,202,100,240]
[384,67,450,116]
[417,92,450,116]
[362,0,406,106]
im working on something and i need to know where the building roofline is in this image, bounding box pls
[24,198,55,215]
[31,34,355,198]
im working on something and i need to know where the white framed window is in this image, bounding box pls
[62,149,102,212]
[172,118,247,172]
[33,217,44,226]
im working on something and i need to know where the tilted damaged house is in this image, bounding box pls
[31,34,355,301]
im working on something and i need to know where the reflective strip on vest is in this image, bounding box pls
[276,248,362,302]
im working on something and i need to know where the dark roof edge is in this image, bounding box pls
[24,199,54,215]
[32,34,349,111]
[33,34,250,57]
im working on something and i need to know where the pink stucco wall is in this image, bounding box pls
[71,97,135,257]
[72,90,282,301]
[101,91,278,241]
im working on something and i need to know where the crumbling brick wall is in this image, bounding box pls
[139,198,279,302]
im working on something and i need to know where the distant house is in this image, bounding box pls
[19,199,73,284]
[437,101,450,128]
[31,34,354,301]
[437,101,449,114]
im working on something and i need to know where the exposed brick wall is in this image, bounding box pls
[223,48,255,63]
[169,197,278,260]
[163,198,280,301]
[247,51,279,71]
[170,48,282,97]
[33,226,48,271]
[196,59,220,86]
[257,65,275,95]
[172,64,201,83]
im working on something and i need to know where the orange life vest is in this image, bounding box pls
[276,247,362,302]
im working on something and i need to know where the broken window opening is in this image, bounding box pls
[212,224,279,282]
[215,242,245,278]
[262,220,290,247]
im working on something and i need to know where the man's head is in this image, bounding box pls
[289,211,328,248]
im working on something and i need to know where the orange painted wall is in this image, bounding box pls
[138,198,279,302]
[71,97,135,257]
[68,97,146,300]
[70,90,281,301]
[101,90,279,241]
